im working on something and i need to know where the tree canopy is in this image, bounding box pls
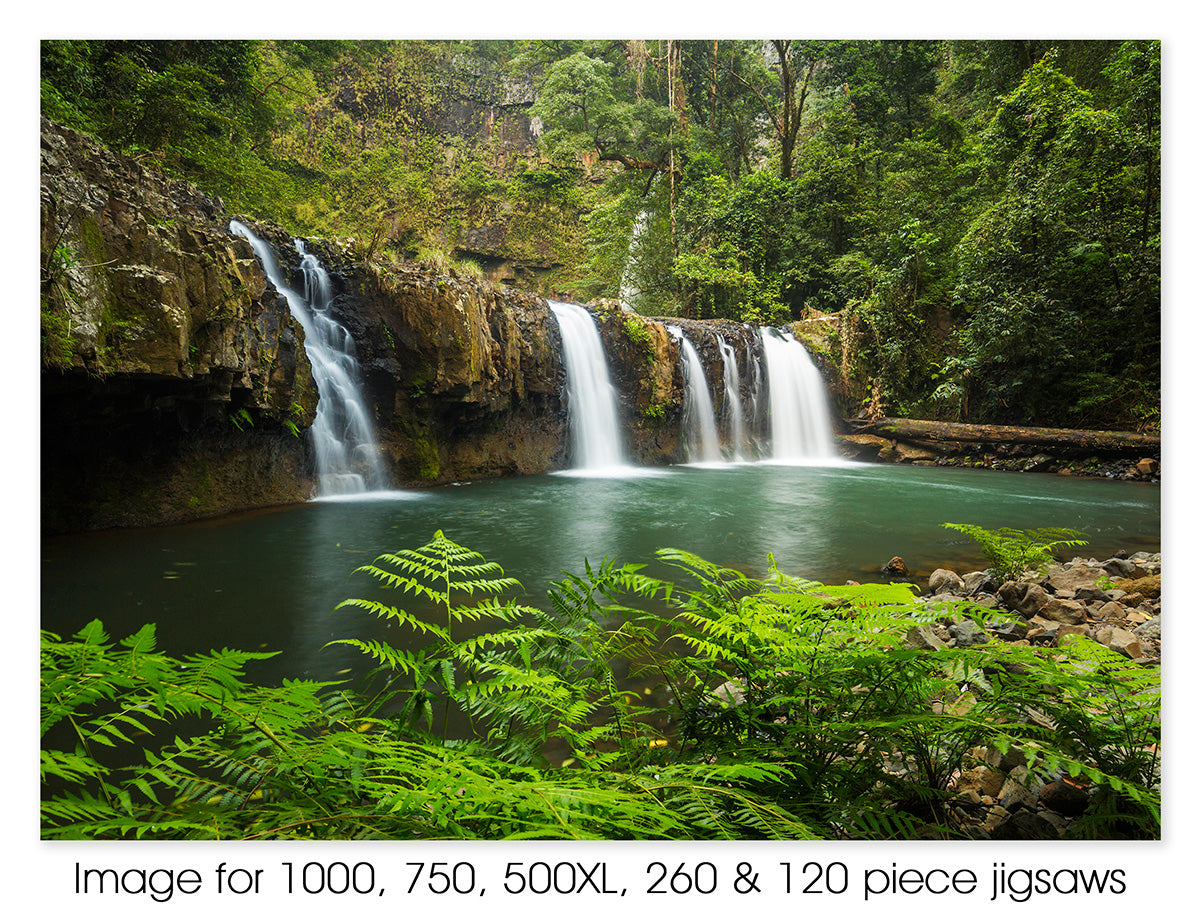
[41,38,1160,431]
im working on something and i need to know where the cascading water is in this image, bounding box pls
[550,302,627,471]
[668,326,721,464]
[748,325,765,441]
[760,327,837,462]
[619,208,650,311]
[717,336,747,461]
[230,220,389,496]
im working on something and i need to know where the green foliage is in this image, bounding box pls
[42,529,1157,840]
[942,523,1088,581]
[41,38,1158,427]
[946,48,1159,428]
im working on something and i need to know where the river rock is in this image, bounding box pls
[998,769,1040,812]
[991,810,1060,840]
[1039,598,1087,625]
[1039,780,1091,817]
[1115,574,1160,599]
[1096,626,1143,659]
[1134,617,1162,640]
[1053,623,1090,646]
[956,765,1004,798]
[948,619,988,646]
[989,618,1029,640]
[711,680,746,707]
[906,625,948,650]
[998,580,1027,608]
[1102,557,1136,578]
[1137,457,1159,477]
[929,568,965,594]
[1043,565,1104,594]
[1090,600,1127,621]
[1017,584,1051,619]
[963,570,999,594]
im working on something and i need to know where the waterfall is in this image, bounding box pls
[717,336,747,461]
[746,325,765,447]
[618,209,649,311]
[550,302,627,471]
[668,327,721,464]
[760,327,837,462]
[230,220,389,496]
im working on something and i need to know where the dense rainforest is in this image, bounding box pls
[41,38,1160,431]
[39,38,1163,845]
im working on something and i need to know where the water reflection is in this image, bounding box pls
[42,463,1159,689]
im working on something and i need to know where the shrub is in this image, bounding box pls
[942,523,1088,581]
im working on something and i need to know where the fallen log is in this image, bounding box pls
[849,417,1160,453]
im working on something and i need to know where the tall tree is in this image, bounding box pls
[722,41,819,179]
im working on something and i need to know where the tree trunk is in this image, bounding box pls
[850,417,1160,453]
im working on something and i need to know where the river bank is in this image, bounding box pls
[898,548,1161,839]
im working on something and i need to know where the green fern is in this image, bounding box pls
[42,530,1159,841]
[942,523,1088,581]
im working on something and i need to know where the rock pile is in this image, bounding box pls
[912,549,1161,838]
[918,550,1161,662]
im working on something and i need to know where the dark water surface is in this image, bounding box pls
[41,461,1160,687]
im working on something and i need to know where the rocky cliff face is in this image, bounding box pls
[38,119,680,532]
[41,118,850,534]
[40,118,320,532]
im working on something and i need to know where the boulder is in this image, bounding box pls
[929,568,965,594]
[1016,584,1051,619]
[1096,626,1144,659]
[1039,598,1087,625]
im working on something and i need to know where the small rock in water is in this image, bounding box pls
[883,556,910,577]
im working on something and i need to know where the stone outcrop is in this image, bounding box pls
[41,118,320,532]
[304,244,570,483]
[39,119,706,531]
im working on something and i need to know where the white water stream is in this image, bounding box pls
[230,220,388,496]
[718,335,748,461]
[668,327,722,464]
[759,327,837,461]
[550,302,628,472]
